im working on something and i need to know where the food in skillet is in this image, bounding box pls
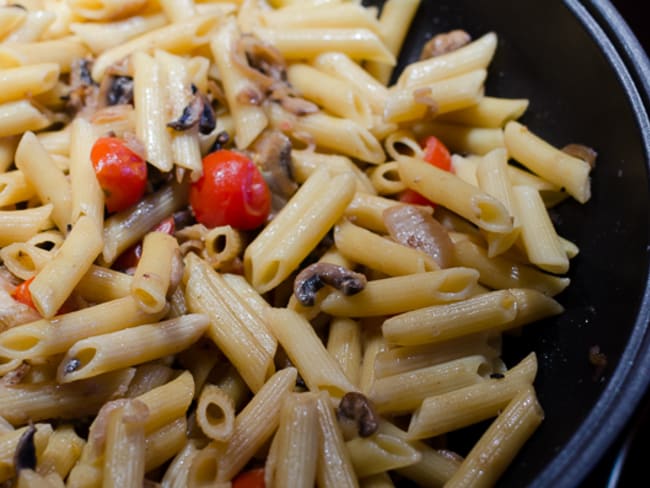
[0,0,594,486]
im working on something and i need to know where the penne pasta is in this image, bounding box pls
[0,368,135,425]
[319,268,479,318]
[195,384,236,442]
[57,314,209,383]
[131,231,181,313]
[257,26,395,64]
[29,215,103,318]
[368,355,491,414]
[244,167,356,293]
[365,0,421,84]
[398,155,513,233]
[334,218,439,276]
[0,296,167,361]
[445,387,544,488]
[504,120,591,203]
[407,352,538,439]
[382,288,563,347]
[439,96,529,128]
[384,69,486,124]
[210,17,268,149]
[314,391,358,488]
[0,100,51,138]
[269,392,320,488]
[0,64,60,104]
[184,253,275,393]
[188,367,297,483]
[397,32,497,88]
[91,13,221,81]
[267,307,357,397]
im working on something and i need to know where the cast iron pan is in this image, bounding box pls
[362,0,650,486]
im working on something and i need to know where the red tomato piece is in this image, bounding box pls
[398,135,452,206]
[11,276,75,315]
[11,276,35,309]
[190,149,271,230]
[90,136,148,213]
[232,468,265,488]
[422,135,452,171]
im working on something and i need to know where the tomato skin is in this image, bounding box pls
[232,468,265,488]
[11,276,75,315]
[399,136,452,206]
[190,150,271,230]
[11,276,36,309]
[421,135,452,171]
[90,137,148,213]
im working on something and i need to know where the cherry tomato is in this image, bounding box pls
[232,468,265,488]
[113,216,176,271]
[399,135,452,206]
[90,136,148,213]
[190,149,270,230]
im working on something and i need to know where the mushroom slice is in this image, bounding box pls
[337,391,379,438]
[254,129,297,198]
[167,87,216,135]
[420,29,472,59]
[293,262,367,307]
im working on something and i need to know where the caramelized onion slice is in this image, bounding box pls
[383,205,454,268]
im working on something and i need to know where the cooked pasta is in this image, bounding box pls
[0,2,594,487]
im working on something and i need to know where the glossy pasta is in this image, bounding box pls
[0,1,595,487]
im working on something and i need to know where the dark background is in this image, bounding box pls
[612,0,650,50]
[583,1,650,486]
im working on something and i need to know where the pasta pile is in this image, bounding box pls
[0,0,595,487]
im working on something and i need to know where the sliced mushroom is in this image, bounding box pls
[293,262,367,307]
[420,29,472,60]
[337,392,379,438]
[66,57,100,116]
[383,205,454,268]
[231,34,319,116]
[562,143,598,168]
[268,83,319,116]
[254,130,297,199]
[167,86,216,135]
[13,424,37,472]
[98,75,134,106]
[233,34,288,92]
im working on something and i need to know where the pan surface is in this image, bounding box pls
[362,0,650,486]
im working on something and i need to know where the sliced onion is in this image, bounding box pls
[383,205,454,268]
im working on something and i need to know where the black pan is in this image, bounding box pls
[362,1,650,486]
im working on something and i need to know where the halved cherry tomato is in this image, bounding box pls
[190,149,270,230]
[232,467,265,488]
[399,135,452,206]
[90,136,148,213]
[113,216,176,271]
